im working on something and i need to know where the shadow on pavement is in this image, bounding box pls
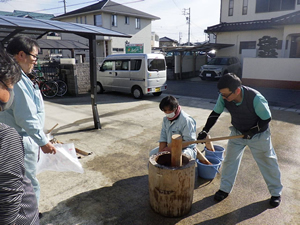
[40,175,184,225]
[194,199,270,225]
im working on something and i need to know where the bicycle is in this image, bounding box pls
[55,79,68,97]
[30,71,58,98]
[47,74,68,97]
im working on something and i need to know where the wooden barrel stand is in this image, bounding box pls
[148,152,195,217]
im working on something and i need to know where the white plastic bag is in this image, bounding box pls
[36,143,84,174]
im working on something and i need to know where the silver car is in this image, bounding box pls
[199,56,242,80]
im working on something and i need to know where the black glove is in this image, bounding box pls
[242,126,259,139]
[197,130,207,140]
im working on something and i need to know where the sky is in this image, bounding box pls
[0,0,221,43]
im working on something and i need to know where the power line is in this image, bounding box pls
[32,0,98,13]
[32,0,145,14]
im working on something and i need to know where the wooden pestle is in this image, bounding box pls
[171,134,182,167]
[205,135,215,152]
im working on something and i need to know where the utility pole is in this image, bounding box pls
[179,32,182,45]
[59,0,67,14]
[183,8,191,45]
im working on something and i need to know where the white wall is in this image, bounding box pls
[221,0,300,23]
[241,49,257,64]
[243,57,300,81]
[215,29,284,60]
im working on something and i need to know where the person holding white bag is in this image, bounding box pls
[0,35,57,219]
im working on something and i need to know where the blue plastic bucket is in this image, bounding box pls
[196,156,221,180]
[204,145,225,162]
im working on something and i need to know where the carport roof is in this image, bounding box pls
[37,39,89,50]
[0,14,131,45]
[162,42,234,52]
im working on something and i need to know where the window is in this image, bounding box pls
[135,18,141,29]
[112,48,124,53]
[84,16,87,24]
[125,16,129,25]
[208,57,229,65]
[242,0,248,15]
[148,59,166,71]
[112,15,117,26]
[256,0,295,13]
[115,60,129,70]
[101,61,113,71]
[94,15,102,26]
[228,0,234,16]
[131,60,142,71]
[239,41,256,54]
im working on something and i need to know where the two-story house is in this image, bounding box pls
[203,0,300,89]
[159,36,179,48]
[205,0,300,60]
[53,0,159,62]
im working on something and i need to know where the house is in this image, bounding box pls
[151,32,159,48]
[205,0,300,60]
[204,0,300,89]
[159,36,179,48]
[53,0,160,62]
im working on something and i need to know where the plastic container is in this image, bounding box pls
[204,145,225,162]
[197,156,221,180]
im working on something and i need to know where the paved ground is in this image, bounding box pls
[166,77,300,111]
[38,91,300,225]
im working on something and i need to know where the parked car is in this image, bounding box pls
[199,56,242,80]
[97,53,167,99]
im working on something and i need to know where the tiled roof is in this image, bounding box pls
[205,20,272,32]
[54,0,159,20]
[159,36,178,43]
[272,10,300,24]
[205,10,300,33]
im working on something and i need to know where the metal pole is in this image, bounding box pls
[188,8,191,45]
[64,0,67,13]
[183,8,191,45]
[89,35,101,129]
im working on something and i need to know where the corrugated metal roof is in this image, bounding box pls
[37,39,89,50]
[0,10,54,20]
[163,43,234,52]
[0,14,131,45]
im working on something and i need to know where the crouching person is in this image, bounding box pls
[149,95,197,159]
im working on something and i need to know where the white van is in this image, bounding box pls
[97,53,167,99]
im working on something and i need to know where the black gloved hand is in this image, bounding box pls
[242,126,259,139]
[197,130,207,140]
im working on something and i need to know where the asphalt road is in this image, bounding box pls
[165,78,300,110]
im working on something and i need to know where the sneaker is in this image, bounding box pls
[270,196,281,207]
[214,190,229,202]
